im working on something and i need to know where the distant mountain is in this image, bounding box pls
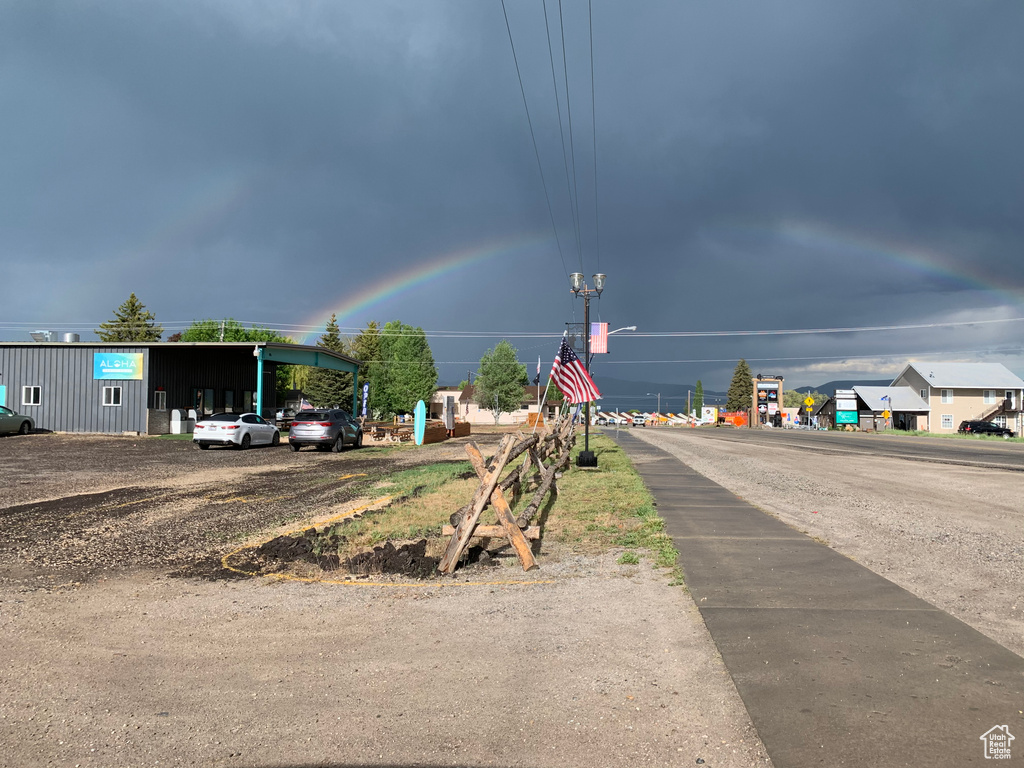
[792,379,893,394]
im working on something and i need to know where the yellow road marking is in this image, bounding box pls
[338,473,368,480]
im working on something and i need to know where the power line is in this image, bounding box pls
[499,0,572,285]
[557,0,584,272]
[4,316,1024,340]
[588,0,600,273]
[541,0,582,271]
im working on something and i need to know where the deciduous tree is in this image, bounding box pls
[374,321,437,417]
[694,380,704,416]
[474,340,529,424]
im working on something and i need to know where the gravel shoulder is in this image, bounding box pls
[629,427,1024,657]
[0,433,772,768]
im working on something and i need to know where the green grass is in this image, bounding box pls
[855,429,1024,442]
[317,432,681,580]
[547,434,680,573]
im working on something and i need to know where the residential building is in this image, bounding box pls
[890,362,1024,434]
[430,385,559,425]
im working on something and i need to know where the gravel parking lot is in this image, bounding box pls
[0,432,772,768]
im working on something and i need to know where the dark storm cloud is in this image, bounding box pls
[1,0,1022,389]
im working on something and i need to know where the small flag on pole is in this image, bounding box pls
[590,322,608,354]
[550,336,601,404]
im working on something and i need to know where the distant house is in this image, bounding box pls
[429,385,559,425]
[890,362,1024,434]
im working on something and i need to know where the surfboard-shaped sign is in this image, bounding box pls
[414,400,426,445]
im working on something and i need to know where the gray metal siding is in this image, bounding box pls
[0,346,148,433]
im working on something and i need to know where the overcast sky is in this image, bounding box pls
[3,0,1023,396]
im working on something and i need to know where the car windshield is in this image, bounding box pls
[294,411,329,421]
[206,413,241,422]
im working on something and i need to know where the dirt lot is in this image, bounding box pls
[0,432,772,768]
[629,427,1024,658]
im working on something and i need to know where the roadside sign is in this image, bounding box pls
[882,409,891,419]
[806,405,813,412]
[836,410,858,425]
[803,396,814,407]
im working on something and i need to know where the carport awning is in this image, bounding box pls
[254,343,359,373]
[253,342,362,415]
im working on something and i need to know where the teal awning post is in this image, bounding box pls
[255,348,264,415]
[352,369,359,416]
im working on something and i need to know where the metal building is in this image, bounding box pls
[0,341,360,435]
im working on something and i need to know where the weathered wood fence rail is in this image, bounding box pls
[438,416,577,574]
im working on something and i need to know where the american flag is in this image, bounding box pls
[590,322,608,354]
[550,336,601,404]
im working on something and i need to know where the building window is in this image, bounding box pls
[941,414,954,429]
[224,390,235,411]
[1006,391,1015,408]
[22,386,41,406]
[153,391,167,410]
[994,415,1007,428]
[919,389,927,401]
[941,389,953,404]
[983,390,996,405]
[243,391,254,411]
[103,386,122,406]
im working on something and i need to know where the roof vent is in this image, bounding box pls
[63,333,81,343]
[30,330,55,342]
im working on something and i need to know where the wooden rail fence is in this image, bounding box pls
[438,415,577,574]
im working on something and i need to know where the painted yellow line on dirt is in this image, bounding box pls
[338,473,368,480]
[220,495,553,589]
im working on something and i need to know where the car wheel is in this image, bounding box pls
[239,433,251,450]
[1003,432,1012,439]
[331,436,343,453]
[290,441,301,451]
[272,431,281,446]
[353,430,363,449]
[198,442,210,450]
[18,421,31,435]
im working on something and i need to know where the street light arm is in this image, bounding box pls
[608,326,637,335]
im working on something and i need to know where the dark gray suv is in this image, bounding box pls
[288,409,363,451]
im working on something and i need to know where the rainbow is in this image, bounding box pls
[707,219,1024,307]
[294,233,553,342]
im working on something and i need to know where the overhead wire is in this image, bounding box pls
[557,0,584,272]
[499,0,572,288]
[541,0,583,271]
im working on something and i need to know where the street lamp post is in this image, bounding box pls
[570,272,605,468]
[647,392,661,422]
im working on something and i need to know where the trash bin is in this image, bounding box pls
[170,409,186,435]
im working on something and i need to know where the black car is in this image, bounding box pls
[957,420,1014,438]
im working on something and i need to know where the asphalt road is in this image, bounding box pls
[627,426,1024,471]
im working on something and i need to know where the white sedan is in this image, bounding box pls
[193,412,280,450]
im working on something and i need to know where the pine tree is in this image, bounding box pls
[350,321,381,416]
[726,359,753,412]
[474,340,529,424]
[304,314,354,409]
[95,293,163,341]
[694,380,704,416]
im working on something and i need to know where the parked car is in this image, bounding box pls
[0,405,34,436]
[595,417,608,426]
[274,406,298,431]
[193,412,280,450]
[288,409,363,452]
[957,420,1014,438]
[632,415,646,427]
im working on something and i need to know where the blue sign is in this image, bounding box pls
[93,352,143,380]
[361,381,369,418]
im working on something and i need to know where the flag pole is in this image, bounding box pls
[531,336,562,436]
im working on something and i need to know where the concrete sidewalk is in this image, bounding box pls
[613,431,1024,767]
